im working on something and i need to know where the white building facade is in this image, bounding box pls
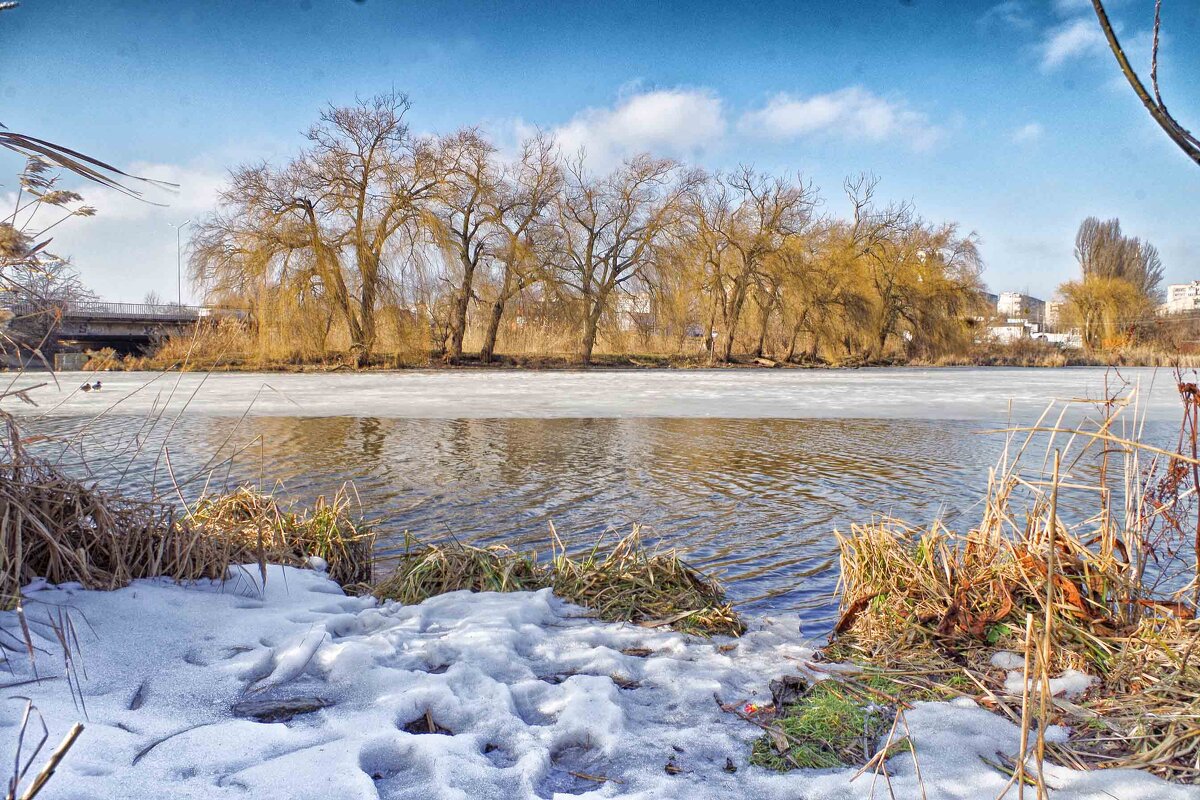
[996,292,1046,323]
[1164,282,1200,314]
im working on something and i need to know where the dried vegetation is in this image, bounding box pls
[0,416,373,610]
[373,525,743,637]
[828,370,1200,785]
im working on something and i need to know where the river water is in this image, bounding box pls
[8,367,1187,632]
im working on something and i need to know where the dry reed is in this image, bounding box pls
[373,526,743,636]
[830,371,1200,782]
[0,418,373,608]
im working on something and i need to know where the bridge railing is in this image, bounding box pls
[2,300,244,320]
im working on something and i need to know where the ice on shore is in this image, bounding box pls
[10,366,1185,421]
[1,567,1194,800]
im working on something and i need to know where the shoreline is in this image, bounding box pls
[4,365,1200,796]
[30,341,1200,374]
[4,564,1193,800]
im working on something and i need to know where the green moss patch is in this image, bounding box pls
[748,680,903,771]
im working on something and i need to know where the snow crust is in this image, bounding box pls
[11,367,1182,420]
[2,567,1195,800]
[1004,668,1098,700]
[991,650,1026,670]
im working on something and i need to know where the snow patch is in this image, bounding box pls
[1004,668,1098,699]
[991,650,1026,670]
[0,566,1193,799]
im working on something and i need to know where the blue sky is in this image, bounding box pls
[1,0,1197,303]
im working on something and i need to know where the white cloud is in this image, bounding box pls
[1011,122,1044,143]
[980,1,1032,29]
[1040,17,1107,70]
[738,87,943,151]
[73,162,228,223]
[549,88,726,169]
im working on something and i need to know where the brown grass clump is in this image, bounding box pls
[371,537,549,604]
[0,420,373,607]
[550,526,744,636]
[835,520,1025,657]
[829,371,1200,782]
[373,527,743,637]
[0,457,194,607]
[189,486,374,587]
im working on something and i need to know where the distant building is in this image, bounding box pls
[1164,282,1200,314]
[988,322,1030,344]
[1033,330,1083,348]
[616,291,653,331]
[1045,299,1067,329]
[996,292,1045,323]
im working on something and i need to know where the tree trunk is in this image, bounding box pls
[753,303,771,359]
[448,256,477,360]
[785,324,800,363]
[353,251,382,367]
[480,298,505,363]
[581,296,604,365]
[722,281,748,362]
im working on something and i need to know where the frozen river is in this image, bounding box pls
[9,366,1185,630]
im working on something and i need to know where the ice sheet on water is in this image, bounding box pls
[9,367,1185,420]
[1,566,1195,800]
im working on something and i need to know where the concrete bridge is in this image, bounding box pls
[2,300,243,353]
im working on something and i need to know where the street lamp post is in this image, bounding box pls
[170,219,192,306]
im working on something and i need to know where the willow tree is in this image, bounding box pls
[1061,275,1149,351]
[895,223,984,359]
[479,133,560,363]
[194,92,437,364]
[772,227,866,363]
[554,154,694,364]
[689,167,817,362]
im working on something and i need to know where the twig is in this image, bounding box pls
[17,723,82,800]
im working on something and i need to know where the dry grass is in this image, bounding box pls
[548,526,744,636]
[373,526,743,637]
[0,419,373,608]
[188,486,374,588]
[830,371,1200,783]
[371,537,548,603]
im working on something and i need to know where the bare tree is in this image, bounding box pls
[429,128,502,360]
[1074,216,1163,300]
[843,175,918,359]
[554,154,694,364]
[479,134,561,363]
[194,92,438,365]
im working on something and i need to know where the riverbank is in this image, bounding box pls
[64,340,1200,374]
[5,565,1194,800]
[6,371,1200,796]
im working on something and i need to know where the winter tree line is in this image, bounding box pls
[1,90,1173,367]
[189,92,991,366]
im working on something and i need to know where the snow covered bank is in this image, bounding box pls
[2,567,1195,799]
